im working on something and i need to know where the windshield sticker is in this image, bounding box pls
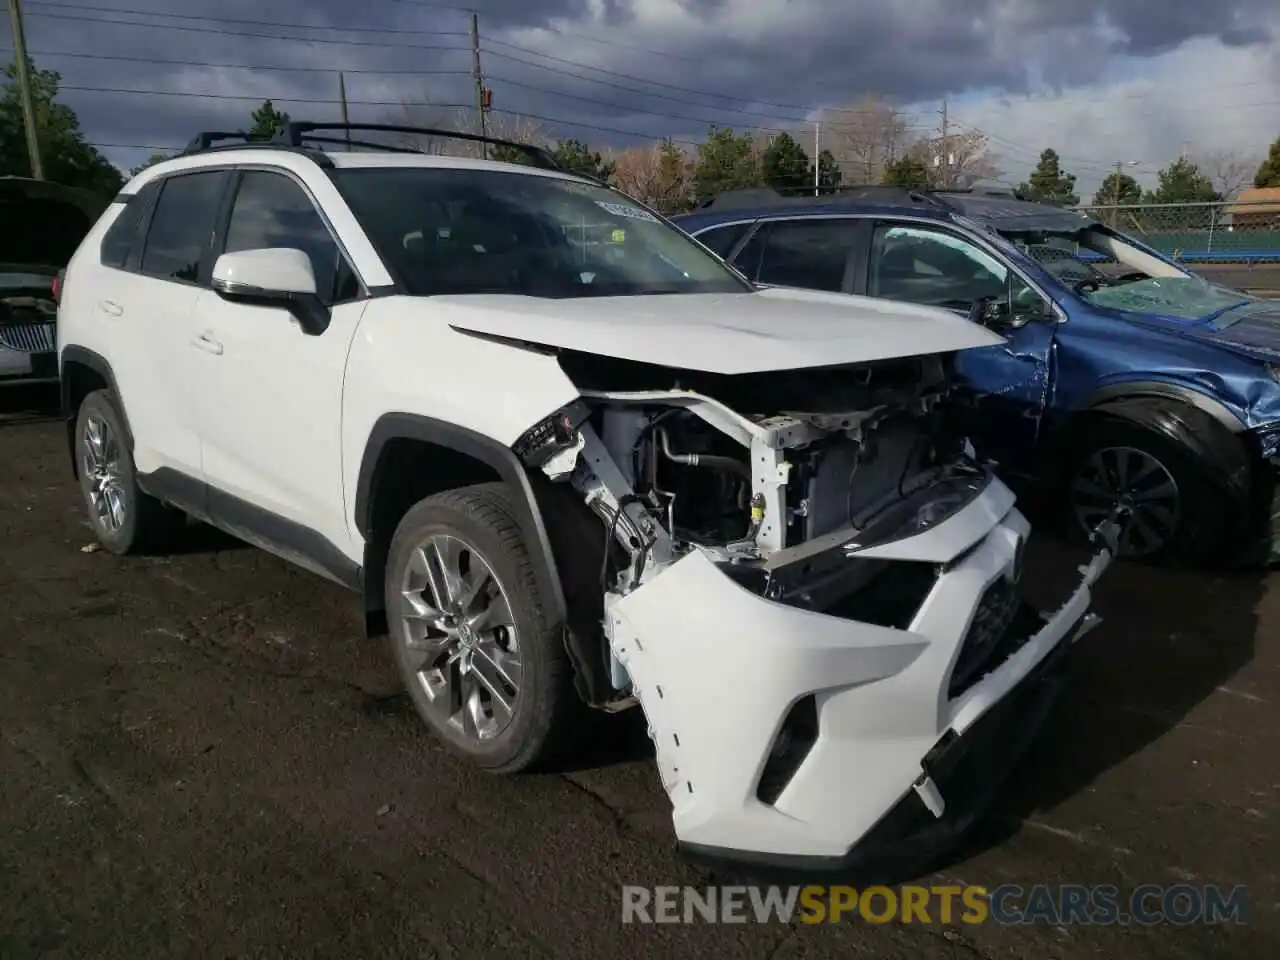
[595,200,659,223]
[611,228,626,243]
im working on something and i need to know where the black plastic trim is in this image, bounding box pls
[139,467,362,592]
[1078,381,1245,434]
[354,413,568,625]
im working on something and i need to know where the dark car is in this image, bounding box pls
[674,187,1280,566]
[1,177,108,388]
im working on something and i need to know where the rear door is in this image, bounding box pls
[98,169,232,483]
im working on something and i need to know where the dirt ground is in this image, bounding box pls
[0,384,1276,959]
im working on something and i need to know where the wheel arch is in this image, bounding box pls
[59,346,130,480]
[354,413,569,639]
[1054,385,1255,507]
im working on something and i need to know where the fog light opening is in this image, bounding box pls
[756,694,819,806]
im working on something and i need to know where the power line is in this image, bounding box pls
[22,2,469,38]
[10,48,473,77]
[20,9,472,51]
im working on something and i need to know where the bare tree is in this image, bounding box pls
[387,93,550,158]
[610,140,693,214]
[825,94,912,185]
[1198,149,1256,200]
[909,130,1002,189]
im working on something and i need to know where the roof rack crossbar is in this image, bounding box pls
[181,131,271,154]
[275,122,564,171]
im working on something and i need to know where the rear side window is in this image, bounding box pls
[100,198,145,268]
[697,223,750,258]
[140,171,229,283]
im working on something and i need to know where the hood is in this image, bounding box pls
[0,177,107,269]
[1192,301,1280,363]
[439,286,1004,375]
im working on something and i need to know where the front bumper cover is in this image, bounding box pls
[607,478,1116,877]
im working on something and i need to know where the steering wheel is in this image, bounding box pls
[1072,278,1103,295]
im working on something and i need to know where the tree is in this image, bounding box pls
[248,99,290,140]
[611,139,693,214]
[549,138,615,181]
[1254,135,1280,188]
[760,132,810,194]
[815,149,842,194]
[1017,148,1079,206]
[1147,156,1221,204]
[909,130,1001,189]
[691,125,761,205]
[881,154,930,189]
[1198,149,1255,200]
[129,153,173,176]
[0,58,124,196]
[1092,170,1142,207]
[826,94,911,185]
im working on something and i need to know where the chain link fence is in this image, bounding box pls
[1074,200,1280,264]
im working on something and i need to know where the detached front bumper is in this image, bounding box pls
[607,478,1116,876]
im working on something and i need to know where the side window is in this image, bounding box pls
[868,223,1011,310]
[222,171,360,305]
[756,219,858,292]
[140,171,229,283]
[730,225,768,281]
[99,199,144,269]
[696,223,750,258]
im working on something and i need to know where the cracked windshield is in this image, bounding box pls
[1002,229,1254,319]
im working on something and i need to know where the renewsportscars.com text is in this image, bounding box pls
[620,884,1250,926]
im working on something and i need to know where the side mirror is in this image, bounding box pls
[211,248,330,335]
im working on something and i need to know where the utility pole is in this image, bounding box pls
[7,0,44,180]
[936,98,950,189]
[813,118,820,196]
[470,12,487,159]
[338,72,351,151]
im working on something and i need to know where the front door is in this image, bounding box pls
[187,168,367,556]
[862,220,1058,474]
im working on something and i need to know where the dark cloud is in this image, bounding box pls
[3,0,1276,174]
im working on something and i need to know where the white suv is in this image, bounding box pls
[57,123,1117,876]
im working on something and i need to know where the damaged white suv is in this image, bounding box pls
[57,123,1117,875]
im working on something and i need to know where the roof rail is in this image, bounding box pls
[276,122,566,172]
[698,184,954,212]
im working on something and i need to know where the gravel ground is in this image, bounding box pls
[0,385,1276,959]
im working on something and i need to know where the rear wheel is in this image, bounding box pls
[1058,415,1230,565]
[383,482,577,773]
[74,389,186,555]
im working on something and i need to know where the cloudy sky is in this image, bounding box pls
[3,0,1278,199]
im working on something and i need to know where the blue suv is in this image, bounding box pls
[674,187,1280,566]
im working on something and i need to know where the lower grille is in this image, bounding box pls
[0,323,56,354]
[948,576,1028,698]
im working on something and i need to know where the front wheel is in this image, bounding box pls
[383,482,577,773]
[1059,416,1229,565]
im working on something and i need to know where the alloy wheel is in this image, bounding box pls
[81,411,127,535]
[1071,445,1181,558]
[395,534,523,741]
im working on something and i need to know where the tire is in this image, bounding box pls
[1056,413,1231,566]
[383,482,577,773]
[74,389,186,555]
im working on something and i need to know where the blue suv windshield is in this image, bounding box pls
[997,225,1253,320]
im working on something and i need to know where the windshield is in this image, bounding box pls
[333,167,753,298]
[993,225,1254,319]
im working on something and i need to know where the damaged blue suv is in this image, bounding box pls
[675,187,1280,565]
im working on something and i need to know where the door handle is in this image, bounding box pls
[97,299,123,317]
[191,332,224,355]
